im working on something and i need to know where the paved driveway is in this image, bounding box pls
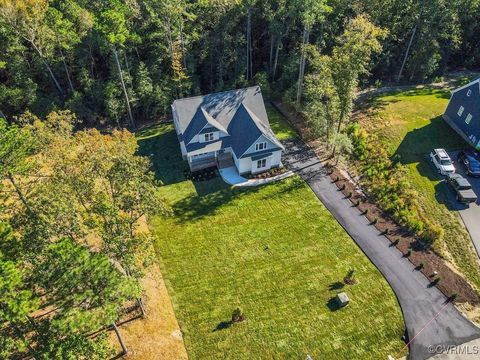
[282,139,480,360]
[441,151,480,257]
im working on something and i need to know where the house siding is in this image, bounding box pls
[444,81,480,149]
[233,149,282,175]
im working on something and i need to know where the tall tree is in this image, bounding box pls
[294,0,331,106]
[0,0,65,97]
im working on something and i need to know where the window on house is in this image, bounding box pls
[458,106,465,116]
[255,142,267,151]
[257,159,266,168]
[466,113,473,125]
[467,89,472,97]
[204,133,214,142]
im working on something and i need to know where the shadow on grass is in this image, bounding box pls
[136,125,187,186]
[328,282,345,291]
[173,184,260,222]
[326,297,342,312]
[394,116,466,167]
[212,320,233,332]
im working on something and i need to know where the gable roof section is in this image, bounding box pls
[444,78,480,149]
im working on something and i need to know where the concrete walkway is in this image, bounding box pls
[282,138,480,360]
[219,166,294,187]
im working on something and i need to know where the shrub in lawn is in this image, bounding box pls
[231,308,245,323]
[343,269,357,285]
[422,220,444,245]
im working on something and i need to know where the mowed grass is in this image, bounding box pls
[137,108,405,359]
[358,86,480,290]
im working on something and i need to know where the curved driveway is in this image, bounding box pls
[282,139,480,360]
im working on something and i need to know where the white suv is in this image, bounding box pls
[430,148,455,175]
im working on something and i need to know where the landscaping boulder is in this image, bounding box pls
[336,292,349,308]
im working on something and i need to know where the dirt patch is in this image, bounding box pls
[327,165,480,305]
[108,262,188,360]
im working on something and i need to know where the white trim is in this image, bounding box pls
[451,78,480,94]
[458,106,465,116]
[466,113,473,125]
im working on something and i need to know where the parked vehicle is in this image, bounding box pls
[430,148,455,175]
[457,150,480,177]
[446,173,478,203]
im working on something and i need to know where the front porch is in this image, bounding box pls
[188,151,234,172]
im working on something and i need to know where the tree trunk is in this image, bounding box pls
[397,25,417,83]
[296,28,309,106]
[113,47,136,129]
[272,38,280,80]
[179,19,187,70]
[29,40,64,98]
[269,34,274,72]
[59,48,74,93]
[6,172,33,215]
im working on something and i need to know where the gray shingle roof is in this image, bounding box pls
[173,86,283,156]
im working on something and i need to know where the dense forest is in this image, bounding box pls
[0,0,479,128]
[1,0,480,358]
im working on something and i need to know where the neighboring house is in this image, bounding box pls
[443,78,480,150]
[171,86,285,174]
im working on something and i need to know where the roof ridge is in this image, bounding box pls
[173,86,260,103]
[200,107,229,134]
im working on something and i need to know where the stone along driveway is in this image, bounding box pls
[282,139,480,360]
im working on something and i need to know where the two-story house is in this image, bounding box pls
[171,86,284,174]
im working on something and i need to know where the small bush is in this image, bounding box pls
[339,184,346,190]
[405,249,412,257]
[449,293,458,302]
[417,262,424,269]
[370,217,378,225]
[392,238,400,246]
[383,228,390,235]
[355,199,361,207]
[431,276,441,285]
[362,208,369,215]
[346,192,352,198]
[231,308,245,323]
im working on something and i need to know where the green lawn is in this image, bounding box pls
[358,86,480,290]
[137,108,405,359]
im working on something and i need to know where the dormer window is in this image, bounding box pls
[204,133,214,142]
[255,142,267,151]
[458,106,464,116]
[467,89,472,97]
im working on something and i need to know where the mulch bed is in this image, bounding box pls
[273,98,480,304]
[328,165,480,304]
